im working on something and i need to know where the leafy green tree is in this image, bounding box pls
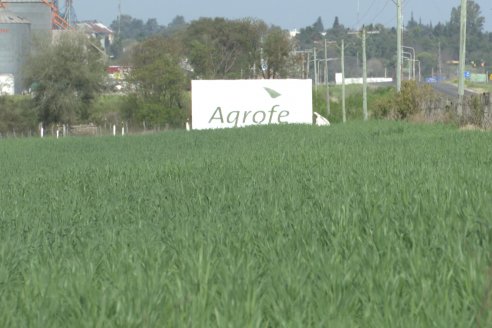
[127,36,188,127]
[332,16,340,29]
[110,15,167,58]
[417,52,438,77]
[111,15,145,40]
[366,24,397,72]
[262,27,293,79]
[449,0,485,36]
[23,33,105,126]
[0,96,37,135]
[446,0,485,58]
[297,25,322,50]
[165,15,188,36]
[407,12,418,29]
[184,18,265,79]
[328,16,346,39]
[144,18,163,36]
[312,17,324,33]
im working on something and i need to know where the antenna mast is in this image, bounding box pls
[118,0,121,35]
[62,0,77,26]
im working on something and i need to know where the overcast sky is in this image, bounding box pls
[75,0,492,32]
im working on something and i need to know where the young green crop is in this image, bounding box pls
[0,121,491,327]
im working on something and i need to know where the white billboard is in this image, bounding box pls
[192,79,312,130]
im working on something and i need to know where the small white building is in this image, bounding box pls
[0,74,15,95]
[335,73,393,85]
[289,28,300,38]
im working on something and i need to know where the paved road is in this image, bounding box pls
[430,82,478,98]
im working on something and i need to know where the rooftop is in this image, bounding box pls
[76,20,113,35]
[0,8,30,24]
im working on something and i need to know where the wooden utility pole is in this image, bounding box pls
[341,39,346,123]
[458,0,467,117]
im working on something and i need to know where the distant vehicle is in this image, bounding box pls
[425,76,446,84]
[425,77,437,84]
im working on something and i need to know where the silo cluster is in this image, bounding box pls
[0,0,53,94]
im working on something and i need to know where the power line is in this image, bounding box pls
[379,0,410,28]
[367,0,391,26]
[357,0,379,26]
[402,0,412,22]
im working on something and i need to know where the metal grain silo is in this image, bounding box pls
[2,0,51,33]
[0,8,31,94]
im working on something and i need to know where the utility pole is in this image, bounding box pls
[362,28,368,121]
[118,0,122,36]
[438,41,442,79]
[306,52,310,79]
[350,27,379,121]
[324,40,330,115]
[313,48,318,87]
[395,0,402,92]
[458,0,467,117]
[322,40,339,116]
[341,39,346,123]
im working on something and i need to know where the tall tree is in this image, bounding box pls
[24,33,105,126]
[262,27,293,79]
[127,36,188,127]
[111,15,145,40]
[166,15,187,35]
[313,17,325,33]
[449,0,485,36]
[447,0,485,55]
[184,18,266,79]
[144,18,163,36]
[327,16,346,40]
[332,16,340,29]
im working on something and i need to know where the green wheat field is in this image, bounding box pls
[1,121,491,327]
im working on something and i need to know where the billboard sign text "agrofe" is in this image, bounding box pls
[191,80,313,130]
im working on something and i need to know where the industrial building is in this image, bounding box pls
[0,0,76,94]
[0,6,32,94]
[2,0,51,33]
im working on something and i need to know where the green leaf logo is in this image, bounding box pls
[264,87,281,98]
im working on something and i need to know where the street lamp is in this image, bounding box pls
[402,51,414,80]
[403,46,416,80]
